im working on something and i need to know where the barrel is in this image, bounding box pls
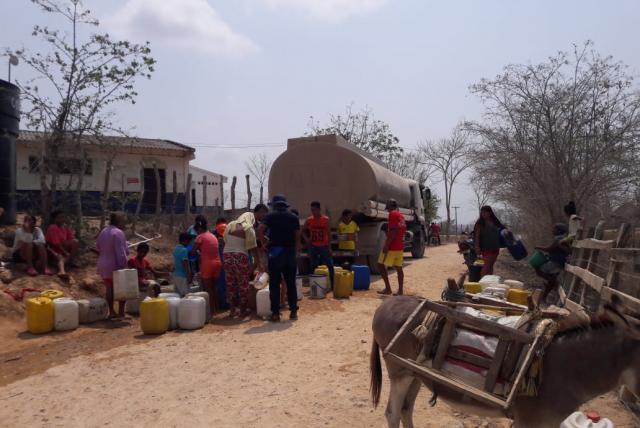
[0,79,19,225]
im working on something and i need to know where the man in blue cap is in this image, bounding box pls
[257,194,301,321]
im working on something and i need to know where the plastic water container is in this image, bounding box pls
[296,275,306,289]
[333,271,354,298]
[296,277,304,301]
[26,296,54,334]
[256,288,271,317]
[160,285,176,294]
[507,289,531,306]
[528,251,548,269]
[77,298,108,323]
[165,296,180,330]
[40,289,64,300]
[140,298,169,334]
[254,272,269,289]
[186,291,211,322]
[479,275,501,289]
[178,296,206,330]
[158,292,180,300]
[481,286,508,299]
[125,297,144,315]
[309,274,328,299]
[464,282,482,294]
[113,269,140,301]
[504,280,524,289]
[53,298,79,331]
[352,265,370,290]
[561,411,614,428]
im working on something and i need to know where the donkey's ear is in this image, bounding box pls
[604,295,640,339]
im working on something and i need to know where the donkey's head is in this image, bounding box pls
[603,295,640,399]
[602,295,640,341]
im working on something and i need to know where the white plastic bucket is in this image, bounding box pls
[77,298,108,324]
[309,274,327,299]
[504,280,524,289]
[165,297,180,330]
[256,288,271,318]
[178,296,206,330]
[296,278,303,301]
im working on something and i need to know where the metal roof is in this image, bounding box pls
[17,130,195,153]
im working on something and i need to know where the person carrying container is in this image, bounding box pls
[304,201,334,287]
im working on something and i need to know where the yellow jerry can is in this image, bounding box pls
[507,288,530,306]
[333,272,353,299]
[464,282,482,294]
[140,298,170,335]
[26,297,54,334]
[40,289,64,300]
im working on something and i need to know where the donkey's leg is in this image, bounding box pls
[399,378,421,428]
[385,375,414,428]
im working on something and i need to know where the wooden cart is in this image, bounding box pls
[383,299,547,410]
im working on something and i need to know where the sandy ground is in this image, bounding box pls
[0,244,637,427]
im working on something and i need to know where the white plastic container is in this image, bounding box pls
[479,275,501,289]
[178,296,206,330]
[560,412,614,428]
[186,291,211,322]
[254,272,269,290]
[309,274,328,299]
[165,297,180,330]
[125,297,144,315]
[504,279,524,289]
[53,298,79,331]
[256,288,271,317]
[113,269,140,301]
[158,292,180,300]
[77,298,109,324]
[481,286,508,299]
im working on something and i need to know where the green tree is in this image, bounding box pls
[6,0,155,236]
[307,103,403,162]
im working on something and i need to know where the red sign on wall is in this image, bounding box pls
[127,177,140,184]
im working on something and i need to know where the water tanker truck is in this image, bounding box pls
[268,134,428,273]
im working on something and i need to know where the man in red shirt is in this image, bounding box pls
[378,199,407,295]
[45,210,79,279]
[429,222,441,245]
[303,201,334,287]
[127,242,162,292]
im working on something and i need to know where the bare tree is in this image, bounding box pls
[245,153,271,204]
[307,103,403,162]
[466,41,640,238]
[386,151,433,186]
[6,0,155,233]
[469,173,491,212]
[419,126,472,235]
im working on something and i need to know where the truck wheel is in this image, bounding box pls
[367,255,381,275]
[411,231,426,259]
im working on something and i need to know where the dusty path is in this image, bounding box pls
[0,244,635,427]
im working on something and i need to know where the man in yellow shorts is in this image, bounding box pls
[378,199,406,295]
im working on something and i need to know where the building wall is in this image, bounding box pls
[189,165,224,208]
[16,142,192,214]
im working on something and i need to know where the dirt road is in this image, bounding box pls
[0,244,635,427]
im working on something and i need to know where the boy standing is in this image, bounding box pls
[534,223,571,302]
[173,233,193,297]
[304,201,334,288]
[337,209,359,266]
[378,199,407,295]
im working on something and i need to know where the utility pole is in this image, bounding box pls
[453,206,460,236]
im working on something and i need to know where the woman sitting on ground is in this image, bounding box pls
[45,210,79,279]
[473,205,504,277]
[12,215,53,276]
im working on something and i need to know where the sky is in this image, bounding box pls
[3,0,640,224]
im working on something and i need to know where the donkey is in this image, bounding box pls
[370,296,640,428]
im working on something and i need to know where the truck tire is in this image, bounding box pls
[411,230,426,259]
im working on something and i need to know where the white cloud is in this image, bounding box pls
[264,0,386,21]
[104,0,256,58]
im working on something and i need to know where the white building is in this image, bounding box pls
[15,130,222,215]
[188,164,226,212]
